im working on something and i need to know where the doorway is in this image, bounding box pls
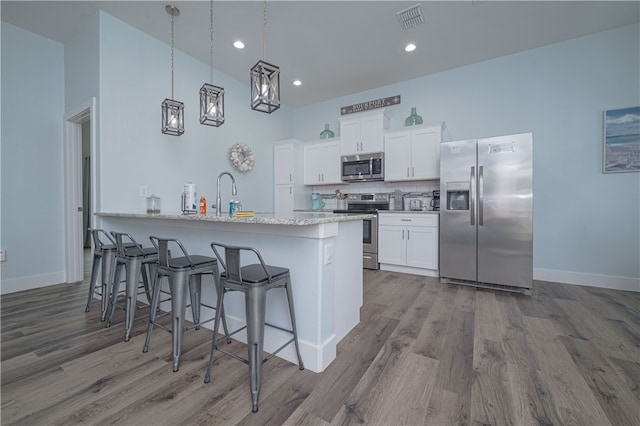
[63,98,96,283]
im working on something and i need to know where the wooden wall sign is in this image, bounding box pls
[341,95,401,115]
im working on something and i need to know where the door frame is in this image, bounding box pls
[63,97,96,283]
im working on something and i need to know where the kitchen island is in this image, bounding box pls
[96,211,372,373]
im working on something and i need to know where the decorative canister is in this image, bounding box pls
[404,107,424,126]
[146,194,161,214]
[319,123,335,139]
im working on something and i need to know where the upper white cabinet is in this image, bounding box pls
[384,123,442,181]
[274,143,295,185]
[303,139,342,185]
[339,110,390,155]
[274,139,310,212]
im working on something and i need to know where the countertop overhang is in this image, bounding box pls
[96,211,374,226]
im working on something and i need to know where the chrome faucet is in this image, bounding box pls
[216,171,237,216]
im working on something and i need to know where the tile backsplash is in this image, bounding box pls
[312,180,440,210]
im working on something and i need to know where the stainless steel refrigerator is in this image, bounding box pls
[439,133,533,295]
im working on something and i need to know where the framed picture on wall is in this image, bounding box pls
[603,106,640,173]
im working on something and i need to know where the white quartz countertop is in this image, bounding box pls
[96,211,374,226]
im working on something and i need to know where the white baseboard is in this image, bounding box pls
[0,271,66,294]
[534,268,640,293]
[379,264,438,277]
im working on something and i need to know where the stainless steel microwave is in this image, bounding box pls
[341,152,384,182]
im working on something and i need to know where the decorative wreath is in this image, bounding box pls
[230,143,255,173]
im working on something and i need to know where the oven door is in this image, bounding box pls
[362,215,379,269]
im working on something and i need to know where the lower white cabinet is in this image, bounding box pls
[378,213,439,276]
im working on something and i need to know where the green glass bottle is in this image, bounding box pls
[319,123,335,139]
[404,107,423,126]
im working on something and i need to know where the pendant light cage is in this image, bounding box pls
[250,0,280,113]
[162,5,185,136]
[250,60,280,113]
[200,0,225,126]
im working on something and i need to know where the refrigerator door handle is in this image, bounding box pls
[470,166,475,226]
[479,165,484,226]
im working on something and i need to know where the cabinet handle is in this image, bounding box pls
[289,173,292,182]
[407,167,410,177]
[407,229,410,240]
[401,219,411,222]
[402,229,405,240]
[412,167,415,177]
[321,173,324,181]
[289,187,292,194]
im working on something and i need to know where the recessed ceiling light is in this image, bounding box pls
[405,43,416,52]
[293,80,302,86]
[233,40,245,49]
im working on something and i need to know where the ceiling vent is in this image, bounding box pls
[395,3,425,30]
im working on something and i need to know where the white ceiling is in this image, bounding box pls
[2,1,639,108]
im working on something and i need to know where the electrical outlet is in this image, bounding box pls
[0,250,6,263]
[139,186,148,197]
[324,244,333,265]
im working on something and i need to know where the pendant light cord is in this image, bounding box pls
[170,11,175,99]
[263,0,267,61]
[209,0,214,83]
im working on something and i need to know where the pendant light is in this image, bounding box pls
[250,0,280,113]
[199,0,225,127]
[161,5,185,136]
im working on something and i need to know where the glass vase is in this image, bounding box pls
[404,107,423,126]
[319,123,335,139]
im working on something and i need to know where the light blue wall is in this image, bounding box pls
[1,22,65,281]
[293,24,640,280]
[64,11,99,111]
[98,12,292,215]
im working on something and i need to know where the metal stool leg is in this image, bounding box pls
[204,281,227,383]
[245,285,268,413]
[189,275,202,329]
[124,258,143,342]
[143,271,163,353]
[107,260,124,327]
[141,263,153,304]
[170,270,190,372]
[100,250,116,322]
[284,278,304,370]
[85,253,102,312]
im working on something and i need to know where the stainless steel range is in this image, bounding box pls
[334,193,390,270]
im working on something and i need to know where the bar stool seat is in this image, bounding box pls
[205,242,304,413]
[106,232,158,342]
[143,236,229,372]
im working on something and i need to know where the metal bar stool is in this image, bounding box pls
[106,231,158,342]
[85,229,119,321]
[205,242,304,413]
[143,236,230,372]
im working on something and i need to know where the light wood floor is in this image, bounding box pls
[1,264,639,425]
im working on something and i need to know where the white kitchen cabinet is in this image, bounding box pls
[339,110,390,155]
[303,139,342,185]
[384,123,442,181]
[274,143,295,185]
[378,213,439,276]
[274,139,311,212]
